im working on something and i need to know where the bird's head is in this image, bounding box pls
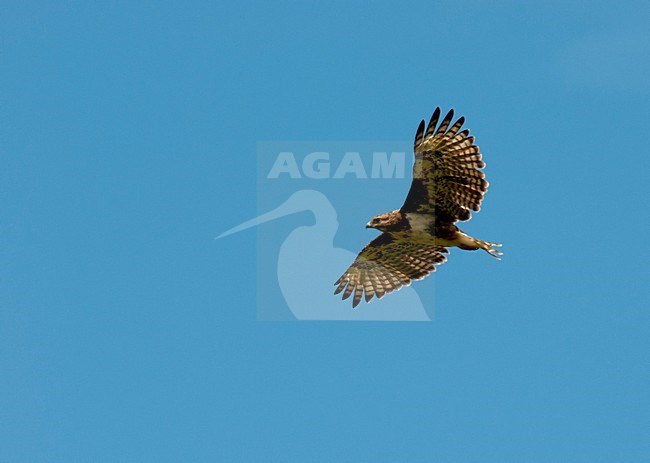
[366,210,402,232]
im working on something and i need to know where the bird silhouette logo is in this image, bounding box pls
[217,190,431,321]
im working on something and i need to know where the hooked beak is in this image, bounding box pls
[365,222,372,229]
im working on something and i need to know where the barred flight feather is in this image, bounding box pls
[334,106,501,308]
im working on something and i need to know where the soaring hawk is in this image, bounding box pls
[334,107,502,307]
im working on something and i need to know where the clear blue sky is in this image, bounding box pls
[2,1,649,461]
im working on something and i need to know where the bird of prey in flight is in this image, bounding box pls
[335,107,502,307]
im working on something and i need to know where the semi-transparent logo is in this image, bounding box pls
[218,142,435,321]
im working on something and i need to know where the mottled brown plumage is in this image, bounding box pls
[335,107,502,308]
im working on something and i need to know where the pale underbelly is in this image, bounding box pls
[393,231,459,248]
[400,231,473,249]
[433,237,459,247]
[435,232,476,249]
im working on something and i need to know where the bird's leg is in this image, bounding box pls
[475,239,503,259]
[454,231,503,259]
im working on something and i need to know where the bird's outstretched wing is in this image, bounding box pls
[401,108,487,222]
[334,233,448,307]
